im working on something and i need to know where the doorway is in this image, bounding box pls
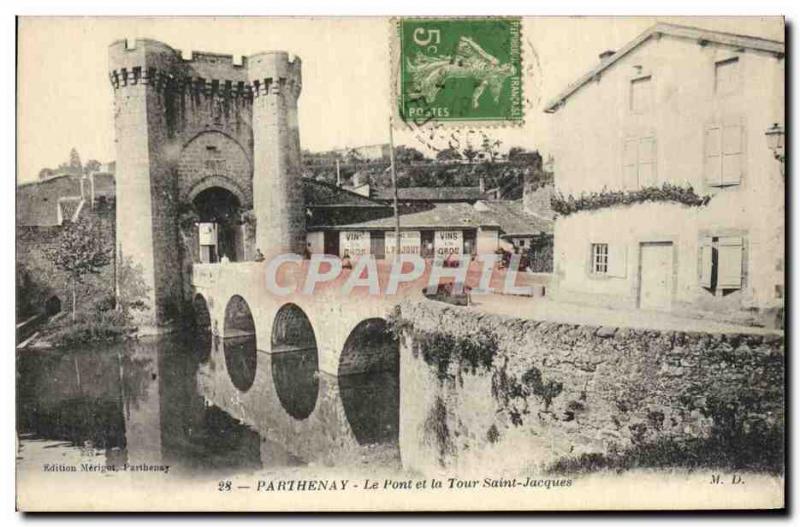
[638,242,674,311]
[193,187,242,262]
[324,231,340,257]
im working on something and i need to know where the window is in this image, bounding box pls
[623,136,657,188]
[706,123,744,187]
[591,243,628,277]
[715,58,740,96]
[592,243,608,274]
[630,76,653,114]
[699,236,744,291]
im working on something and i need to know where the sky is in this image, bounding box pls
[16,16,783,183]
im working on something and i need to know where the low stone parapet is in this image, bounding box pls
[393,298,784,476]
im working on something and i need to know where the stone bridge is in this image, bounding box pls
[192,261,400,375]
[190,259,548,466]
[190,260,409,465]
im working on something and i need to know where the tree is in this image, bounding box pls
[436,148,462,163]
[44,217,112,321]
[69,148,82,172]
[83,159,101,175]
[395,145,427,165]
[462,145,479,164]
[508,146,530,161]
[38,167,55,180]
[116,255,150,317]
[344,148,363,166]
[480,135,502,163]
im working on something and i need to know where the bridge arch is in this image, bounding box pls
[222,295,257,392]
[270,303,319,420]
[338,318,400,445]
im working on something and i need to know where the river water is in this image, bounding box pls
[16,333,401,483]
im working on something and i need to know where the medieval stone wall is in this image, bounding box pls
[394,298,784,475]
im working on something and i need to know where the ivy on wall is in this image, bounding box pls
[551,183,712,217]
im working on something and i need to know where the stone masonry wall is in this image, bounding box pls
[394,298,784,476]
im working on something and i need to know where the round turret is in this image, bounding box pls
[248,51,305,256]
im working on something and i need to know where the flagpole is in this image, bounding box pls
[389,116,401,258]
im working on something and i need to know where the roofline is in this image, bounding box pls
[302,177,387,206]
[17,173,82,188]
[308,224,501,231]
[308,204,388,209]
[543,22,784,113]
[500,231,552,238]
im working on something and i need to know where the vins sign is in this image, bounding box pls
[435,230,462,257]
[339,231,370,257]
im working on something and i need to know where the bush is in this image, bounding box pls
[44,308,135,348]
[551,183,712,216]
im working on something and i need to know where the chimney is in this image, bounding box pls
[599,50,615,63]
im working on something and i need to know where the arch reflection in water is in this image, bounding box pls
[223,295,257,392]
[338,318,400,446]
[271,304,319,420]
[192,294,213,362]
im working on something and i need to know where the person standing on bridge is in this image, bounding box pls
[341,251,353,270]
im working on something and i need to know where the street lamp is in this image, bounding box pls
[765,122,785,163]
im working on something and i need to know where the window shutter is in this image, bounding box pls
[705,126,722,186]
[721,124,743,185]
[623,139,638,189]
[638,138,657,187]
[717,236,743,289]
[608,244,627,278]
[699,238,713,288]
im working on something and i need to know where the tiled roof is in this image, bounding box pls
[319,200,553,236]
[303,178,387,207]
[372,186,488,202]
[324,202,496,230]
[545,22,785,113]
[478,200,553,236]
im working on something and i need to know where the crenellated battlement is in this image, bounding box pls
[109,39,300,98]
[182,51,247,68]
[109,66,255,98]
[247,52,302,98]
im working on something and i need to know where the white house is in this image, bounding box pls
[545,23,785,327]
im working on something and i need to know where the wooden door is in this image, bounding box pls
[639,242,674,311]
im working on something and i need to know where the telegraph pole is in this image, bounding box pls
[389,116,401,258]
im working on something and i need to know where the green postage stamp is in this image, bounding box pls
[398,17,523,124]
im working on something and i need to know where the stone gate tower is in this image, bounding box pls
[109,39,305,327]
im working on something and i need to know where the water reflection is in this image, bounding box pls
[270,303,319,420]
[17,328,401,479]
[17,336,264,477]
[271,349,319,420]
[339,371,399,445]
[17,349,127,453]
[338,318,400,446]
[223,335,257,392]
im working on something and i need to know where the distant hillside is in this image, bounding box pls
[302,159,552,201]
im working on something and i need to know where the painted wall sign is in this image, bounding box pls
[198,222,218,245]
[340,231,371,257]
[385,230,422,256]
[435,230,463,257]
